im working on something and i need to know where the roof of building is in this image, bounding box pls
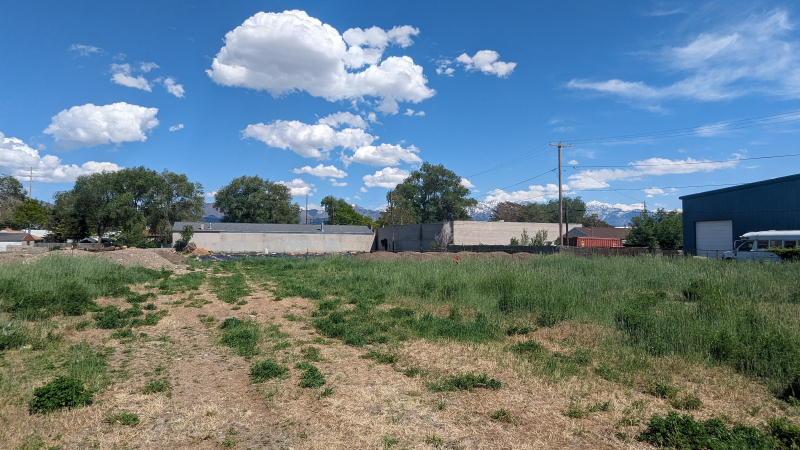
[173,222,374,235]
[680,173,800,200]
[568,227,630,239]
[0,233,32,242]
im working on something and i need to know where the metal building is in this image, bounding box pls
[680,173,800,258]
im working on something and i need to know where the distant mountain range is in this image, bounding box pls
[203,200,645,227]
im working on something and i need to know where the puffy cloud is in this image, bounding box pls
[341,143,421,167]
[456,50,516,77]
[278,178,315,196]
[415,111,425,116]
[243,120,374,159]
[169,124,184,132]
[0,132,121,183]
[317,111,367,129]
[363,167,409,188]
[206,10,434,114]
[44,102,159,150]
[113,53,127,61]
[110,64,152,91]
[568,10,800,103]
[139,62,160,72]
[359,187,368,193]
[485,183,562,203]
[69,44,102,56]
[568,159,579,165]
[163,77,185,98]
[460,178,474,188]
[330,179,347,187]
[567,156,741,190]
[292,164,347,178]
[205,191,218,198]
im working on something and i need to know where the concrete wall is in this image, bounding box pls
[452,221,581,245]
[172,232,374,253]
[373,222,450,252]
[0,242,22,252]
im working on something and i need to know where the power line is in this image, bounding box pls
[475,168,557,199]
[464,143,550,178]
[569,167,643,203]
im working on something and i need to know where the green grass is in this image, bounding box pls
[142,378,170,394]
[219,318,260,358]
[360,351,398,365]
[227,255,800,398]
[295,362,325,389]
[208,271,250,304]
[157,271,206,294]
[0,255,166,321]
[29,375,94,414]
[106,411,140,426]
[427,373,502,392]
[250,360,288,383]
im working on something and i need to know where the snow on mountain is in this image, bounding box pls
[467,200,501,222]
[584,200,644,227]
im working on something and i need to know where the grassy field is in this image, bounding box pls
[2,253,800,449]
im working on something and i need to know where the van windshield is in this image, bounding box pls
[737,241,753,251]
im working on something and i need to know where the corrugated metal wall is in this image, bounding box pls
[681,175,800,255]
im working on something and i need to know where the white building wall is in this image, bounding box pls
[452,221,582,245]
[172,232,373,253]
[0,242,23,252]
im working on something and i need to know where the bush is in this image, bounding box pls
[636,412,774,449]
[29,376,94,414]
[427,373,502,392]
[296,362,326,389]
[250,360,288,383]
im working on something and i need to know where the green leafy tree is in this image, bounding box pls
[144,170,204,242]
[214,175,300,224]
[389,162,476,223]
[0,174,26,228]
[519,197,587,224]
[320,196,373,226]
[627,212,660,248]
[375,203,417,227]
[490,202,522,222]
[49,190,89,241]
[582,213,613,228]
[654,209,683,249]
[12,199,52,230]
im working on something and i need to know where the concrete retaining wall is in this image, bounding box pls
[172,232,373,253]
[452,221,581,245]
[373,222,450,252]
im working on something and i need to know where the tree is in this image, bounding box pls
[518,197,587,224]
[320,196,373,226]
[627,209,682,248]
[0,174,25,229]
[12,199,52,230]
[490,202,522,222]
[375,203,417,227]
[389,162,476,223]
[627,213,659,248]
[214,175,299,224]
[144,170,204,242]
[49,190,89,241]
[582,213,613,228]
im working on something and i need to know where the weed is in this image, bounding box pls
[106,411,140,426]
[510,340,544,357]
[424,434,444,448]
[219,318,260,358]
[274,341,291,351]
[636,412,780,449]
[360,351,398,365]
[73,319,93,331]
[250,360,288,383]
[749,406,762,417]
[93,306,142,329]
[209,271,250,304]
[29,376,94,413]
[220,437,238,448]
[301,346,322,362]
[564,405,586,418]
[588,401,611,412]
[158,272,205,294]
[296,362,326,389]
[283,314,301,322]
[382,436,399,449]
[427,373,502,392]
[404,366,428,378]
[110,329,134,339]
[671,394,703,411]
[319,387,334,398]
[594,363,619,382]
[650,382,679,400]
[491,408,516,424]
[184,294,210,308]
[198,315,216,326]
[142,378,170,394]
[573,348,593,366]
[143,303,157,310]
[505,325,532,336]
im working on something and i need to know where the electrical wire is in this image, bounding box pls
[475,168,557,199]
[572,153,800,168]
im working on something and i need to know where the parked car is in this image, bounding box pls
[723,230,800,261]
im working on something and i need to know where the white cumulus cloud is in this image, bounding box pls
[330,179,347,187]
[485,183,562,203]
[169,124,184,132]
[292,164,347,178]
[243,120,375,159]
[139,62,160,72]
[456,50,516,77]
[44,102,159,150]
[317,111,367,129]
[163,77,185,98]
[0,132,121,183]
[206,10,435,114]
[110,64,152,91]
[568,156,741,190]
[460,178,475,188]
[278,178,315,196]
[363,167,409,188]
[341,143,421,167]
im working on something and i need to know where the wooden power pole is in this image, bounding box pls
[549,142,571,245]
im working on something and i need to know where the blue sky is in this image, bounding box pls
[2,1,800,213]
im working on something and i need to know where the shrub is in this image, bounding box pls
[106,411,140,426]
[250,360,288,383]
[427,373,502,392]
[636,412,773,449]
[29,376,94,414]
[360,351,398,365]
[296,362,326,389]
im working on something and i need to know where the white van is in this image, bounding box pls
[723,230,800,262]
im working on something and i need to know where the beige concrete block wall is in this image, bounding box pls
[452,221,581,245]
[172,232,373,253]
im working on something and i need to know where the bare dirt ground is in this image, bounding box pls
[0,252,785,449]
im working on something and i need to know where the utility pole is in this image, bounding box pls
[549,142,571,245]
[29,167,32,200]
[305,194,308,224]
[390,190,395,252]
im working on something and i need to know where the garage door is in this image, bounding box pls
[695,220,733,259]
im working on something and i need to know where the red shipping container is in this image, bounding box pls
[568,236,623,248]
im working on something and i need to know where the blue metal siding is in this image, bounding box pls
[681,175,800,255]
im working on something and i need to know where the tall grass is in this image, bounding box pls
[235,255,800,394]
